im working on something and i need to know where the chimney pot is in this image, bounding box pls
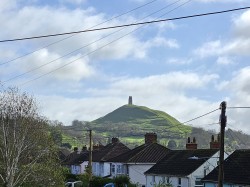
[210,134,220,149]
[82,145,87,151]
[186,137,197,150]
[111,137,119,144]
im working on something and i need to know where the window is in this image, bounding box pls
[111,164,115,174]
[117,164,123,174]
[195,177,204,187]
[177,178,181,187]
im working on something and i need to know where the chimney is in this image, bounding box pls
[81,145,87,152]
[145,133,157,144]
[73,147,80,154]
[111,137,119,144]
[186,137,197,150]
[73,147,78,152]
[93,144,100,150]
[210,134,220,149]
[128,96,133,105]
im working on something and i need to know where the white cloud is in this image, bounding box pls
[219,66,250,95]
[37,72,220,128]
[0,0,16,12]
[216,56,234,65]
[194,38,250,58]
[166,57,192,65]
[16,49,95,81]
[61,0,87,5]
[144,37,179,49]
[217,66,250,132]
[233,10,250,38]
[194,10,250,58]
[0,3,178,72]
[0,3,178,84]
[193,40,222,58]
[87,72,218,97]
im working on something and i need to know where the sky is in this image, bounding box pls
[1,0,250,134]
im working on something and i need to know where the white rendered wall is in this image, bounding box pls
[128,164,153,186]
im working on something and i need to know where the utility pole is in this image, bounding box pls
[88,129,93,186]
[218,101,227,187]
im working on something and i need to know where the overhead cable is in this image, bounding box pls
[0,0,158,66]
[0,6,249,43]
[18,0,191,86]
[3,0,184,83]
[182,108,219,124]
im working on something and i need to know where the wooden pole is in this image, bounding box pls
[218,101,226,187]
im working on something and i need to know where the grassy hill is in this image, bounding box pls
[60,104,250,150]
[93,104,180,126]
[88,104,192,148]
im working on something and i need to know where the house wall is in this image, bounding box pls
[190,152,229,187]
[129,164,153,186]
[80,161,88,174]
[188,152,219,187]
[103,162,111,177]
[92,162,107,177]
[92,162,126,177]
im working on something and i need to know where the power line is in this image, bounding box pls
[227,106,250,109]
[182,108,219,124]
[0,0,158,66]
[18,0,191,86]
[3,0,184,83]
[1,6,249,43]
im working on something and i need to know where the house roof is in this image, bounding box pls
[92,141,130,162]
[65,141,130,165]
[202,149,250,185]
[145,149,218,176]
[58,148,71,162]
[63,150,84,165]
[107,143,170,163]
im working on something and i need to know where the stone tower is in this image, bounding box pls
[128,96,133,105]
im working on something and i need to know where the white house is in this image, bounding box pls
[64,138,129,176]
[107,133,170,186]
[145,136,221,187]
[91,137,130,177]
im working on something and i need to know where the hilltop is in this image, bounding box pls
[60,103,250,150]
[93,104,190,133]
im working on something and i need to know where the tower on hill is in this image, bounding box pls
[128,96,133,105]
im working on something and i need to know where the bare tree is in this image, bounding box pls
[0,87,64,187]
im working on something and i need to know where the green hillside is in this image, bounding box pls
[89,104,192,147]
[60,104,250,150]
[93,104,179,125]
